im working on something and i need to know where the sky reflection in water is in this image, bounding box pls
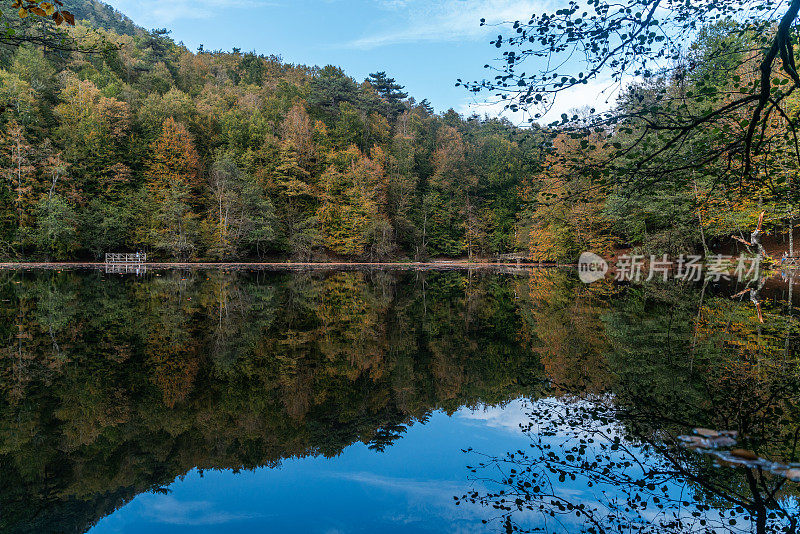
[91,400,534,534]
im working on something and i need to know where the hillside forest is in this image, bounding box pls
[0,1,796,262]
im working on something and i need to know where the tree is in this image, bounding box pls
[425,125,478,257]
[307,65,359,116]
[465,0,800,199]
[1,1,83,52]
[273,142,318,258]
[143,117,201,258]
[206,157,239,258]
[9,45,54,96]
[39,139,67,199]
[418,98,434,116]
[33,194,77,259]
[477,133,525,254]
[386,111,419,251]
[55,76,132,199]
[367,71,407,118]
[317,147,390,257]
[205,156,276,259]
[527,133,615,262]
[282,102,316,164]
[0,68,36,123]
[0,120,34,226]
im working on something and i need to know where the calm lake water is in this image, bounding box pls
[0,268,798,533]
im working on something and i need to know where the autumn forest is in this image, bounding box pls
[2,1,800,533]
[3,1,796,263]
[0,0,554,261]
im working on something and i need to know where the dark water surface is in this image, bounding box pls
[0,268,798,533]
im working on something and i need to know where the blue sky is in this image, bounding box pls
[103,0,612,124]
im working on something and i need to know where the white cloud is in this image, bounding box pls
[328,471,464,496]
[345,0,552,49]
[461,74,621,126]
[456,398,532,432]
[136,495,264,525]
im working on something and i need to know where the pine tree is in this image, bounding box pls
[367,71,407,103]
[418,99,434,116]
[367,71,407,118]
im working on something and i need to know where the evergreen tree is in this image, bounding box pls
[367,71,407,118]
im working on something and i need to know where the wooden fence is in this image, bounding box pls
[105,252,147,264]
[495,253,528,263]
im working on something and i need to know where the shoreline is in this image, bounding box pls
[0,261,570,270]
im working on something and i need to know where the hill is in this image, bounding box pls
[61,0,142,36]
[0,8,543,262]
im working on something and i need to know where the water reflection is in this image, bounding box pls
[92,400,536,534]
[0,268,797,533]
[0,269,541,533]
[464,274,800,533]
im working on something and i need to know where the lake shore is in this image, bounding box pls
[0,261,566,270]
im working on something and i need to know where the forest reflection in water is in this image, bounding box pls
[0,267,798,533]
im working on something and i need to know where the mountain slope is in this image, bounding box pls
[61,0,143,36]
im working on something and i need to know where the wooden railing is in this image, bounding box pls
[105,253,147,264]
[495,253,528,263]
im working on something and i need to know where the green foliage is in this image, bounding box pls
[367,71,408,118]
[0,14,541,261]
[462,2,800,261]
[33,193,77,258]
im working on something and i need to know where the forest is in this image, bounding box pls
[0,0,550,261]
[1,0,799,263]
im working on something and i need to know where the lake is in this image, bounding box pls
[0,268,798,533]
